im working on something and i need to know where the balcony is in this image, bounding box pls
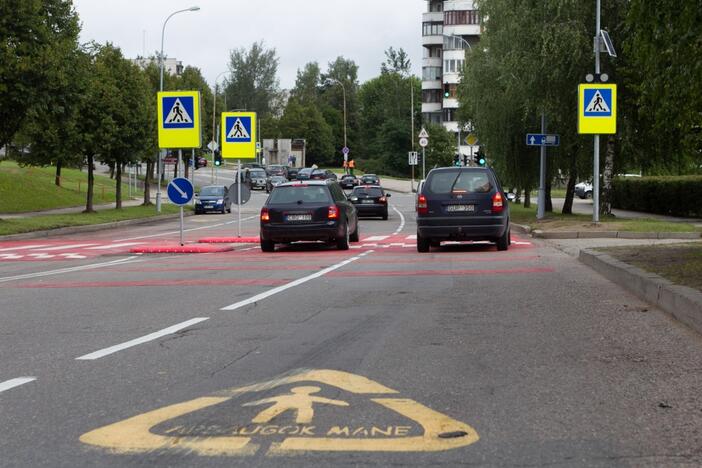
[422,102,442,113]
[422,80,441,90]
[422,57,442,68]
[422,11,444,22]
[443,98,459,109]
[443,73,461,85]
[444,0,477,12]
[445,24,481,37]
[422,34,443,46]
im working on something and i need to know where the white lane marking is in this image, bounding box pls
[34,243,98,251]
[85,242,145,250]
[58,253,87,259]
[406,235,417,240]
[113,215,259,242]
[0,254,23,260]
[363,235,389,242]
[0,244,50,252]
[221,251,374,311]
[0,256,141,284]
[0,377,36,393]
[512,241,532,245]
[76,317,210,361]
[27,253,55,259]
[392,205,406,235]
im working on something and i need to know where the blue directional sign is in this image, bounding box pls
[526,134,560,147]
[167,177,194,206]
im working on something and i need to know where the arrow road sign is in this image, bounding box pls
[526,134,560,147]
[167,177,194,206]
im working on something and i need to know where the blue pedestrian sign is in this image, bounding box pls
[583,88,612,117]
[526,134,560,147]
[162,96,195,129]
[225,116,252,143]
[167,177,194,206]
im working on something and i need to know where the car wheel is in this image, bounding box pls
[430,240,441,248]
[586,191,593,199]
[417,233,430,253]
[350,222,359,242]
[221,206,226,214]
[337,223,350,250]
[496,228,510,251]
[382,210,388,220]
[260,237,275,252]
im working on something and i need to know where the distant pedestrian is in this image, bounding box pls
[348,159,355,176]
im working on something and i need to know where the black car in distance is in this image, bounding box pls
[339,174,360,189]
[195,185,231,214]
[266,175,287,193]
[360,174,380,185]
[416,167,510,252]
[349,185,391,220]
[260,180,359,252]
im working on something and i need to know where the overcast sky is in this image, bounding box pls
[73,0,426,89]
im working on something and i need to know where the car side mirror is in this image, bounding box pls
[386,193,392,197]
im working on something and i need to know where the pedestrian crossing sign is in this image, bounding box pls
[221,112,257,159]
[157,91,201,148]
[578,84,617,134]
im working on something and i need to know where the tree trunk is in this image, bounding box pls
[173,160,178,179]
[143,160,152,206]
[109,162,115,179]
[84,155,95,213]
[545,179,553,212]
[115,163,122,209]
[601,135,615,216]
[183,152,189,179]
[562,173,577,215]
[55,159,62,187]
[523,188,531,208]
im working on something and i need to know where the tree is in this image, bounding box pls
[278,100,334,166]
[175,66,214,179]
[0,0,80,149]
[321,57,361,163]
[224,41,281,119]
[381,47,411,75]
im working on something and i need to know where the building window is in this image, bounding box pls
[430,1,443,12]
[443,35,471,51]
[423,112,443,124]
[422,22,443,36]
[422,66,442,81]
[423,47,442,59]
[442,84,458,99]
[422,89,442,103]
[443,108,456,122]
[444,10,481,25]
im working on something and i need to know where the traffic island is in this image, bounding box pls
[129,244,235,254]
[198,237,260,244]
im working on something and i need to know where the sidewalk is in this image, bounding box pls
[0,198,146,219]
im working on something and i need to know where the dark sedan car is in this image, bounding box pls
[339,174,360,189]
[260,180,359,252]
[360,174,380,185]
[310,169,337,181]
[287,167,300,180]
[195,185,231,214]
[247,168,268,190]
[266,175,287,193]
[349,185,391,220]
[416,167,510,252]
[296,168,313,181]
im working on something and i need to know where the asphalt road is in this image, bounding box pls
[1,191,702,467]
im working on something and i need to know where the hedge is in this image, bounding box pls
[612,176,702,217]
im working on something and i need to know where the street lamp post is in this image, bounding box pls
[211,71,229,183]
[443,33,472,162]
[156,5,200,213]
[328,78,347,168]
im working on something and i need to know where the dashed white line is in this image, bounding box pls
[221,251,374,311]
[363,235,389,242]
[0,244,50,252]
[0,256,141,284]
[76,317,210,360]
[0,377,36,394]
[34,243,98,251]
[113,215,259,242]
[86,242,145,250]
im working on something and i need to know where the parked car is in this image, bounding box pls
[287,167,300,180]
[416,167,510,252]
[195,185,231,214]
[340,174,360,189]
[349,185,391,219]
[575,182,593,199]
[247,168,268,190]
[310,169,337,181]
[296,168,313,181]
[266,165,288,178]
[266,175,287,193]
[360,174,380,185]
[259,180,359,252]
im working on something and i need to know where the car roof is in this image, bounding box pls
[353,184,382,189]
[277,180,332,187]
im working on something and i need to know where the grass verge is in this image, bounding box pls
[598,243,702,292]
[509,202,701,233]
[0,161,129,213]
[0,205,183,236]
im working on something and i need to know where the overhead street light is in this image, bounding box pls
[327,78,347,159]
[155,5,200,213]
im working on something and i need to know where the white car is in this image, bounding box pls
[574,182,593,199]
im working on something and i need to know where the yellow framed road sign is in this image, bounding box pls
[157,91,201,148]
[221,112,257,159]
[578,83,617,134]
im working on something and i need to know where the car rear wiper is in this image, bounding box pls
[448,173,462,194]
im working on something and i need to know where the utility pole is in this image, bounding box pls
[537,113,547,220]
[592,0,602,223]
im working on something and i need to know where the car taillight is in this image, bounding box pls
[260,207,270,222]
[492,192,504,213]
[379,196,387,203]
[417,195,428,215]
[328,205,339,219]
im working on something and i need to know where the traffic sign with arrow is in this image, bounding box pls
[526,134,560,147]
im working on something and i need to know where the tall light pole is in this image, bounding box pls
[443,33,472,162]
[593,0,602,224]
[328,78,347,159]
[156,5,200,212]
[211,71,228,183]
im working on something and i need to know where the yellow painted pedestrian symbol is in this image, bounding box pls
[80,369,479,457]
[243,386,349,424]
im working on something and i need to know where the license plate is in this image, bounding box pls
[362,199,374,204]
[447,204,475,212]
[286,214,312,222]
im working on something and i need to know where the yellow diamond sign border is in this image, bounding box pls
[157,91,201,149]
[80,369,479,456]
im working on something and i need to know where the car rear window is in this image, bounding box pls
[426,170,492,194]
[353,187,383,197]
[268,186,332,204]
[250,169,266,177]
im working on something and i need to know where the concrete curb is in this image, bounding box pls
[533,230,700,240]
[579,249,702,335]
[0,212,193,241]
[511,223,532,235]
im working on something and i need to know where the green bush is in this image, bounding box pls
[612,176,702,217]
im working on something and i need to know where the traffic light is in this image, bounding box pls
[454,153,461,166]
[444,84,450,99]
[463,154,470,166]
[214,150,222,167]
[474,151,486,166]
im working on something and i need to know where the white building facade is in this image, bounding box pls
[422,0,481,156]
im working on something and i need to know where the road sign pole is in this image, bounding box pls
[593,0,602,224]
[191,148,195,188]
[156,150,163,212]
[422,147,426,180]
[537,113,547,220]
[179,206,184,246]
[237,159,242,238]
